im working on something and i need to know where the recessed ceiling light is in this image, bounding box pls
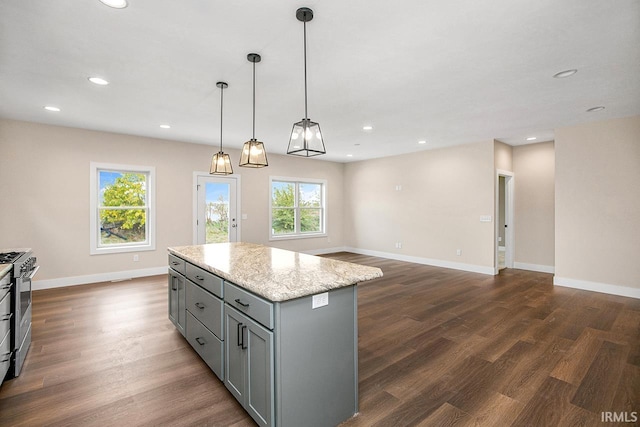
[586,106,605,113]
[553,69,578,78]
[418,140,427,144]
[88,77,109,85]
[526,137,537,141]
[159,124,171,129]
[346,154,353,157]
[362,125,373,131]
[98,0,128,8]
[44,106,61,112]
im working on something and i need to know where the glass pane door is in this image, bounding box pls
[197,176,237,244]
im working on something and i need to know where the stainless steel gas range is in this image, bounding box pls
[0,249,38,380]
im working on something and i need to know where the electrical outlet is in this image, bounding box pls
[395,242,402,249]
[133,254,139,262]
[456,249,461,256]
[312,292,328,309]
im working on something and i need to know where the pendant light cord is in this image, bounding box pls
[252,60,256,140]
[219,85,224,152]
[303,19,308,120]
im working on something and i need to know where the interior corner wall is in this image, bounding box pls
[555,115,640,296]
[344,140,496,273]
[512,141,555,270]
[0,119,345,285]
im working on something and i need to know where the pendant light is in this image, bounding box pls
[239,53,269,168]
[210,81,233,175]
[287,7,326,157]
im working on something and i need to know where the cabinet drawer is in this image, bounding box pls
[0,330,10,385]
[186,280,223,340]
[0,291,11,341]
[186,311,223,380]
[186,263,223,299]
[225,282,273,330]
[168,254,186,275]
[0,273,10,302]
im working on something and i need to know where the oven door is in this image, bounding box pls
[16,266,38,340]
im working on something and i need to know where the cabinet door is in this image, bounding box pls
[168,270,185,336]
[177,276,186,335]
[224,306,246,402]
[168,271,178,326]
[246,317,274,427]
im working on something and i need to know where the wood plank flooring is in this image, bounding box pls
[0,254,638,426]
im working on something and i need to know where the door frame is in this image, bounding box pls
[192,171,242,244]
[495,169,514,272]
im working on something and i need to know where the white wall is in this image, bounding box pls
[344,140,496,273]
[0,119,344,285]
[513,141,555,271]
[555,115,640,297]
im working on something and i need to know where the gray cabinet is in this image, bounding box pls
[185,278,224,379]
[169,251,359,427]
[168,264,186,336]
[0,272,11,385]
[225,304,274,427]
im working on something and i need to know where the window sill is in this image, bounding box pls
[91,243,155,255]
[269,233,327,242]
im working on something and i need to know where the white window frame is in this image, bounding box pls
[90,162,156,255]
[269,176,327,241]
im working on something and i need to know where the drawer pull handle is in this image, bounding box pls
[0,351,10,362]
[195,337,206,346]
[171,284,178,291]
[237,322,243,347]
[0,285,10,290]
[171,261,180,266]
[241,325,247,350]
[0,313,12,321]
[194,275,204,281]
[194,302,205,310]
[234,298,250,308]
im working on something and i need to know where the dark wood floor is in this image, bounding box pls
[1,254,638,426]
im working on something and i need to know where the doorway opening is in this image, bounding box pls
[193,173,241,244]
[496,170,514,271]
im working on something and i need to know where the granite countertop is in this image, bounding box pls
[168,242,383,302]
[0,264,11,279]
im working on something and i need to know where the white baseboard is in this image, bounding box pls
[303,246,348,256]
[514,262,555,274]
[344,247,495,275]
[33,266,168,291]
[554,276,640,299]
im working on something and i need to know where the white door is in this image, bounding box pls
[196,175,238,244]
[496,171,514,271]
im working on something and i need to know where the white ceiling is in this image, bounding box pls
[1,0,639,162]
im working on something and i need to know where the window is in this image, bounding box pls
[90,162,155,254]
[270,177,326,239]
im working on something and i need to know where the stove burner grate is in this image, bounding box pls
[0,251,24,264]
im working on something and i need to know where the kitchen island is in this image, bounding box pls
[167,242,382,427]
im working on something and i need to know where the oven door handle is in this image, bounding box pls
[26,265,40,280]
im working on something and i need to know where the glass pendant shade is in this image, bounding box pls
[240,139,268,167]
[288,7,326,157]
[210,81,233,175]
[240,53,268,168]
[210,151,233,175]
[287,118,325,157]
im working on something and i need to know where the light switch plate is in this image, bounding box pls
[480,215,492,222]
[312,292,329,309]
